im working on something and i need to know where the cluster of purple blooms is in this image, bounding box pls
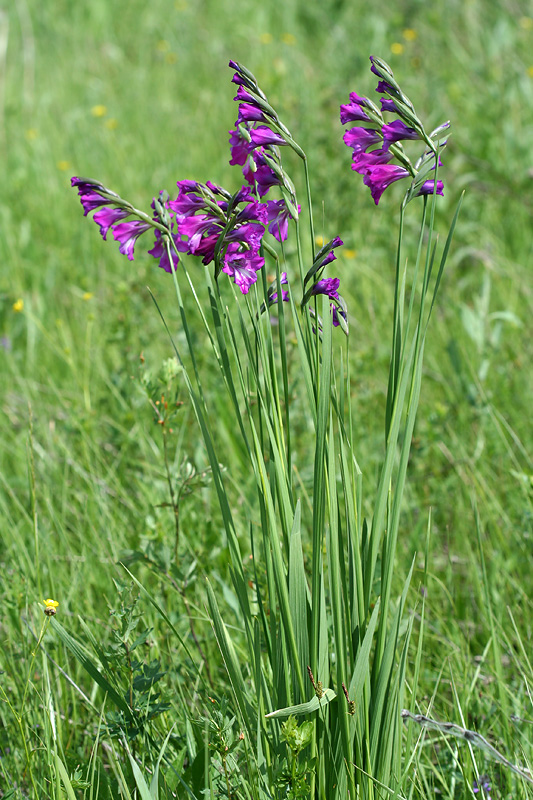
[71,57,447,333]
[69,178,295,298]
[71,59,348,331]
[341,55,448,205]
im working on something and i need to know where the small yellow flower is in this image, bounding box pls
[344,249,357,259]
[82,292,94,301]
[105,118,118,130]
[520,16,533,30]
[402,28,417,41]
[25,128,38,141]
[91,104,107,117]
[165,52,178,64]
[12,299,24,312]
[43,598,59,617]
[156,39,170,52]
[281,32,296,45]
[315,235,325,246]
[260,32,273,44]
[528,66,533,78]
[57,160,71,171]
[390,42,404,55]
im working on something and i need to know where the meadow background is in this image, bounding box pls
[1,0,533,797]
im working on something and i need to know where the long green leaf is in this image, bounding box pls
[265,688,337,719]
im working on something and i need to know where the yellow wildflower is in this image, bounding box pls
[43,598,59,617]
[260,33,273,44]
[390,42,404,55]
[57,160,70,171]
[520,17,533,30]
[91,104,107,117]
[402,28,417,41]
[281,32,296,45]
[105,118,118,130]
[12,299,24,312]
[25,128,38,141]
[528,66,533,78]
[82,292,94,301]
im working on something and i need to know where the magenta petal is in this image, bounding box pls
[249,126,287,148]
[93,207,131,240]
[222,243,264,294]
[112,220,151,260]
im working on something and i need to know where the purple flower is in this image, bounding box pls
[265,199,297,242]
[343,127,382,155]
[169,191,207,216]
[249,126,288,148]
[416,179,444,197]
[310,277,347,328]
[363,164,410,205]
[340,92,372,124]
[74,189,115,216]
[233,186,256,206]
[255,165,280,196]
[375,79,396,95]
[352,147,393,175]
[148,230,187,273]
[71,177,122,216]
[237,103,268,124]
[93,206,131,240]
[233,198,268,223]
[234,85,257,104]
[229,127,252,166]
[319,236,344,267]
[178,214,220,255]
[225,221,265,252]
[311,278,340,300]
[382,120,420,146]
[229,60,256,91]
[222,243,265,294]
[166,179,269,285]
[112,220,152,261]
[229,60,245,84]
[248,150,282,196]
[380,97,399,113]
[192,233,220,265]
[341,57,447,206]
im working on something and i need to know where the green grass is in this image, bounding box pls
[1,0,533,797]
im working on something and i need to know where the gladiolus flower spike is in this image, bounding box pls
[71,60,347,328]
[341,56,449,205]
